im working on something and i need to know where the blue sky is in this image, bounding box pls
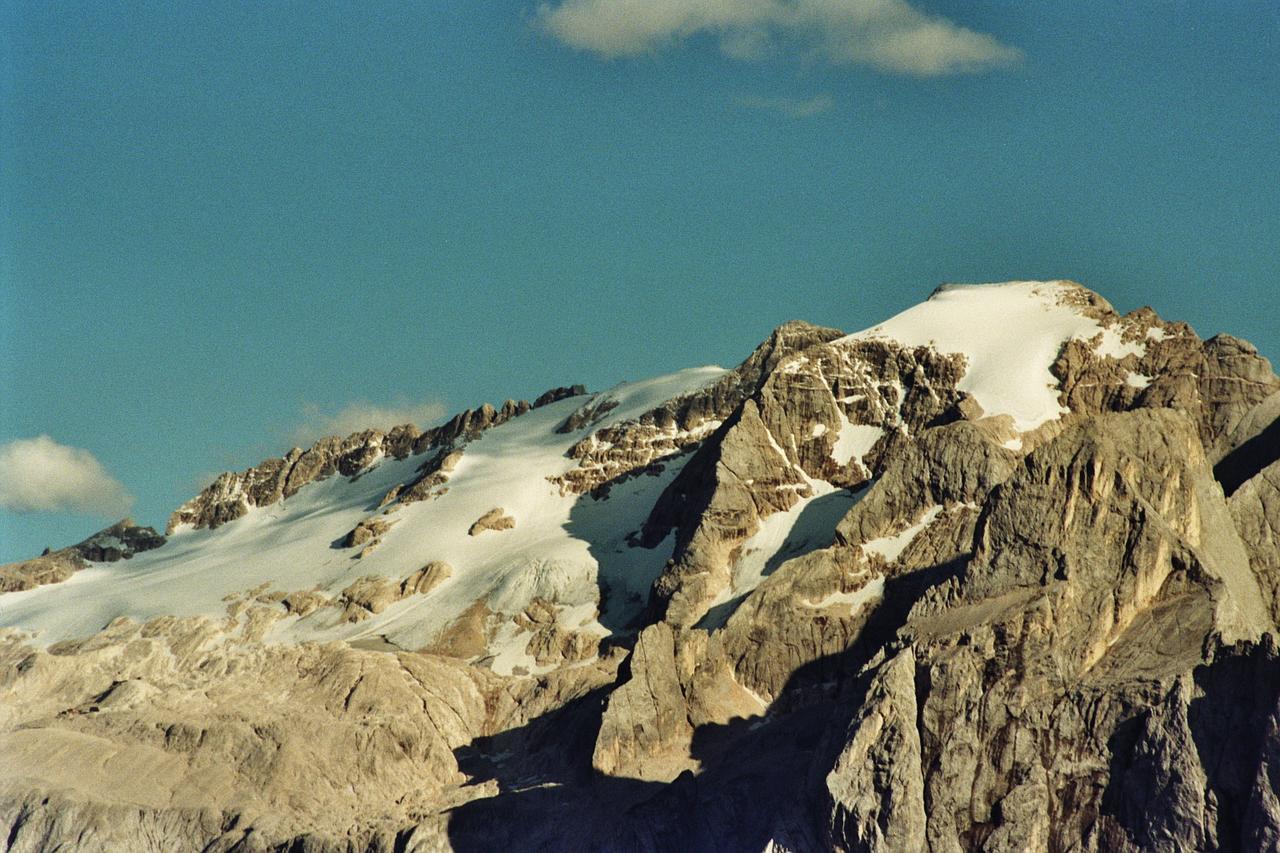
[2,1,1278,560]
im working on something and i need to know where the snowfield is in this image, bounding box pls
[845,280,1119,432]
[0,367,724,649]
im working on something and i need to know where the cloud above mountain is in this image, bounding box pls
[0,436,134,516]
[536,0,1021,75]
[288,399,449,447]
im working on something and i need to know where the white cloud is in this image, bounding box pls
[0,436,134,516]
[288,399,449,448]
[536,0,1021,76]
[736,92,834,117]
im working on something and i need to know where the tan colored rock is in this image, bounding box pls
[403,560,453,596]
[468,507,515,536]
[592,622,695,781]
[343,516,391,548]
[0,550,85,594]
[1,519,165,594]
[0,616,493,850]
[422,599,492,658]
[1229,457,1280,624]
[280,589,330,617]
[339,575,402,620]
[826,647,926,851]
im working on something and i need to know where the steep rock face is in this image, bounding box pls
[550,321,845,498]
[824,409,1276,852]
[1229,457,1280,624]
[1053,316,1280,461]
[638,337,970,629]
[825,647,927,849]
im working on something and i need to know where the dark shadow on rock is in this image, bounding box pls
[1100,636,1280,850]
[445,558,965,852]
[1187,637,1280,850]
[1214,415,1280,496]
[695,593,748,632]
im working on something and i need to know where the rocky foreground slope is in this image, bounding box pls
[3,281,1280,851]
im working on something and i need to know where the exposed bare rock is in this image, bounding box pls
[533,384,587,408]
[468,508,515,536]
[7,281,1280,851]
[592,622,695,781]
[0,550,86,594]
[551,320,845,498]
[525,623,599,667]
[72,519,166,563]
[1216,392,1280,497]
[423,599,492,658]
[339,575,403,620]
[167,390,554,533]
[825,647,927,850]
[0,616,494,851]
[280,589,330,617]
[836,420,1019,548]
[405,560,453,596]
[1053,311,1280,462]
[339,564,456,623]
[343,516,392,548]
[0,520,165,595]
[1228,457,1280,623]
[393,447,464,506]
[556,395,619,433]
[646,399,814,626]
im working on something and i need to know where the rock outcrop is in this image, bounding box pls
[0,519,164,593]
[468,508,515,536]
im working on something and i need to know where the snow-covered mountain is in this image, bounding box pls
[4,280,1280,852]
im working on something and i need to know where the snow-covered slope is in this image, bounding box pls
[0,367,725,654]
[845,280,1118,431]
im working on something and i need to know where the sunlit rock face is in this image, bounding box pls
[3,281,1279,852]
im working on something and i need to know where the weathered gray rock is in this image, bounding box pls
[826,647,926,851]
[167,392,545,533]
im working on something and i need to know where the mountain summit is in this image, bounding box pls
[4,281,1280,851]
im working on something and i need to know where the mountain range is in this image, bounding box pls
[3,280,1279,851]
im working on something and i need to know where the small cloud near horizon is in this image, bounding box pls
[536,0,1022,76]
[0,436,134,517]
[287,399,449,448]
[736,93,834,118]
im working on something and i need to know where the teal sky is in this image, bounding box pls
[2,1,1278,560]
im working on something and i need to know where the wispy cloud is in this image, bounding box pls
[536,0,1021,76]
[736,93,835,118]
[287,399,448,448]
[0,435,134,516]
